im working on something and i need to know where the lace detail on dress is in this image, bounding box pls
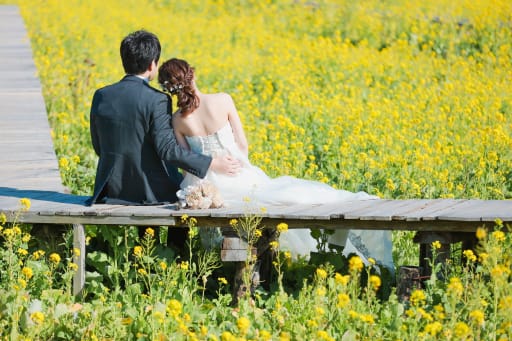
[185,123,232,157]
[347,231,370,259]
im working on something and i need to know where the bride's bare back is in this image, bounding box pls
[172,91,248,156]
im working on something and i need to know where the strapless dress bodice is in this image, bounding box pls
[184,122,234,157]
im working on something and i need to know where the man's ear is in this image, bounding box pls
[148,60,157,72]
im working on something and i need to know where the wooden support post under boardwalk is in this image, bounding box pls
[72,224,86,296]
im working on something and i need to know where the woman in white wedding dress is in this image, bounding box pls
[158,58,394,273]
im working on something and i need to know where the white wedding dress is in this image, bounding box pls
[179,122,394,272]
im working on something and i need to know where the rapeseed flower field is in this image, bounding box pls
[13,0,512,200]
[0,0,511,339]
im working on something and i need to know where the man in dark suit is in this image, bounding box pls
[88,30,240,206]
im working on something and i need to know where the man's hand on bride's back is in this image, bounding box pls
[210,155,242,176]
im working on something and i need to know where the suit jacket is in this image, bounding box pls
[87,75,211,205]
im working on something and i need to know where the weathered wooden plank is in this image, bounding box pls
[402,199,468,221]
[341,199,411,221]
[437,200,512,221]
[256,199,380,220]
[254,203,332,220]
[94,205,174,218]
[360,199,434,221]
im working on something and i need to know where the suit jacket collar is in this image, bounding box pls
[122,74,148,83]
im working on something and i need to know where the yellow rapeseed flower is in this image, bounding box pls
[335,273,350,285]
[236,316,251,335]
[269,240,279,250]
[276,222,288,233]
[431,240,441,249]
[337,293,350,308]
[447,277,464,297]
[59,157,70,170]
[476,227,487,240]
[410,289,426,307]
[259,330,272,341]
[499,296,512,310]
[279,331,291,341]
[200,325,208,336]
[133,246,142,257]
[479,252,489,263]
[463,249,477,262]
[19,198,31,210]
[221,331,235,341]
[32,250,45,260]
[359,313,375,324]
[22,266,33,279]
[30,311,45,325]
[22,233,30,243]
[469,309,485,326]
[167,299,182,317]
[316,286,327,297]
[306,319,318,328]
[348,255,364,272]
[316,330,335,341]
[369,275,381,290]
[49,253,61,264]
[17,278,27,289]
[145,227,155,238]
[454,322,471,338]
[492,230,506,242]
[316,268,328,279]
[218,277,228,285]
[424,321,443,336]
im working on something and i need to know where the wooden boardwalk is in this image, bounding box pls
[1,194,511,231]
[0,6,66,193]
[1,5,511,295]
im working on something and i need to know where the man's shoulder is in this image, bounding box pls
[142,81,169,98]
[94,77,167,97]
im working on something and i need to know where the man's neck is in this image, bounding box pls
[134,74,149,82]
[134,70,152,81]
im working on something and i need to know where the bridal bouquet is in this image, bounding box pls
[176,180,224,209]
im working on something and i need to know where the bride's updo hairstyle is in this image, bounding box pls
[158,58,199,115]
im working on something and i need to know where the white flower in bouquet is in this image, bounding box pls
[176,180,224,209]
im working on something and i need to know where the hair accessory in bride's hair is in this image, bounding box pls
[160,80,184,95]
[176,180,223,209]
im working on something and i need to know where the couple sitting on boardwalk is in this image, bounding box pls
[87,29,393,273]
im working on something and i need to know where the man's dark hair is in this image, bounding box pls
[120,30,161,75]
